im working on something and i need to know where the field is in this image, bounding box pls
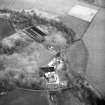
[0,19,15,40]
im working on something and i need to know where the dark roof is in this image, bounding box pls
[31,26,46,36]
[40,67,55,73]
